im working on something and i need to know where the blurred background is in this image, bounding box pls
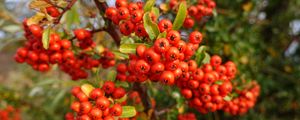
[0,0,300,120]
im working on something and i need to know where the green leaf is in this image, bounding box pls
[157,31,167,39]
[119,43,151,54]
[121,36,135,44]
[42,27,51,49]
[143,12,160,40]
[212,9,218,17]
[194,46,208,66]
[119,43,138,54]
[51,89,67,110]
[151,7,160,17]
[214,80,223,85]
[107,70,117,81]
[65,5,80,30]
[112,51,129,59]
[223,95,232,101]
[120,106,137,118]
[2,25,21,33]
[172,2,187,30]
[143,0,156,12]
[115,81,130,88]
[115,94,128,103]
[202,52,211,64]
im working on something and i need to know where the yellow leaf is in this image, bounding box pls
[29,0,51,9]
[27,12,47,25]
[159,3,169,13]
[81,84,95,97]
[242,2,253,12]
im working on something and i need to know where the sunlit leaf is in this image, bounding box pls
[42,27,51,49]
[143,12,159,40]
[81,84,95,97]
[143,0,156,12]
[2,25,21,33]
[120,106,137,118]
[172,2,187,30]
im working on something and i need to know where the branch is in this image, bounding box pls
[54,0,77,24]
[93,0,121,46]
[43,0,64,9]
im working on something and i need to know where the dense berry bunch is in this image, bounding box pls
[105,0,149,37]
[223,82,260,115]
[116,30,203,85]
[66,81,128,120]
[14,21,115,80]
[178,55,236,114]
[177,113,197,120]
[169,0,216,28]
[0,105,21,120]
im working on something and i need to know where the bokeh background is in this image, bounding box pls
[0,0,300,120]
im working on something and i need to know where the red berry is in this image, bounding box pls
[96,96,110,110]
[80,101,92,114]
[102,81,115,94]
[160,71,175,85]
[136,44,147,57]
[189,31,202,44]
[29,24,42,37]
[109,104,122,116]
[38,63,50,72]
[112,87,126,99]
[115,0,128,8]
[151,62,165,74]
[165,47,180,61]
[76,92,89,102]
[131,10,143,23]
[153,38,170,53]
[46,6,60,17]
[128,3,139,12]
[158,19,173,32]
[105,7,118,19]
[143,48,161,64]
[16,47,28,58]
[71,101,80,113]
[135,59,150,74]
[71,86,81,96]
[117,63,127,73]
[60,39,71,49]
[210,55,222,67]
[117,7,130,20]
[183,17,195,28]
[199,83,210,94]
[90,88,104,100]
[90,107,102,119]
[166,30,181,45]
[181,88,193,99]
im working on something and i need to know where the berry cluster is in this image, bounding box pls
[105,0,149,37]
[177,113,197,120]
[223,82,260,115]
[106,0,259,115]
[178,56,236,114]
[116,30,203,85]
[15,21,73,72]
[169,0,216,28]
[0,105,21,120]
[14,21,115,80]
[66,81,128,120]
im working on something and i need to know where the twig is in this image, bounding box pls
[43,0,64,9]
[54,0,77,24]
[93,0,121,46]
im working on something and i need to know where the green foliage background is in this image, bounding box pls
[0,0,299,120]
